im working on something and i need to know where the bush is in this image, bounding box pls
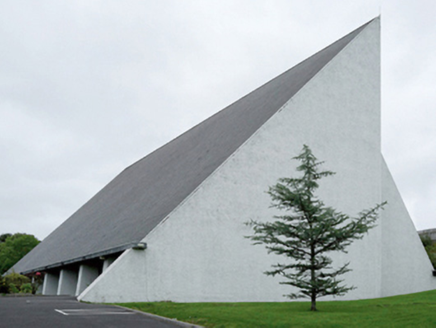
[426,244,436,269]
[8,283,19,294]
[20,283,33,294]
[3,272,30,294]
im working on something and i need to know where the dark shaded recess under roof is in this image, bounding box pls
[13,19,372,275]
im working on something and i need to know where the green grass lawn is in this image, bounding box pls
[117,289,436,327]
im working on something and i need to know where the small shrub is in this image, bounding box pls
[20,283,33,294]
[9,283,19,294]
[4,272,30,293]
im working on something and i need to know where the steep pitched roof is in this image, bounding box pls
[13,19,375,275]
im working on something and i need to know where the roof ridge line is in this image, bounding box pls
[123,18,375,174]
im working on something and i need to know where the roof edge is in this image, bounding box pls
[122,18,377,174]
[17,242,141,275]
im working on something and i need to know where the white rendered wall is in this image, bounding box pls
[80,19,394,303]
[57,269,78,296]
[42,272,59,295]
[76,264,99,296]
[103,257,116,272]
[380,158,436,296]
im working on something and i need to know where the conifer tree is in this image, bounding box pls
[246,145,386,311]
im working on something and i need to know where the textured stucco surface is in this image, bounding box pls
[77,18,433,303]
[380,158,436,296]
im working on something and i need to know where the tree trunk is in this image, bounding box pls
[310,243,317,311]
[311,293,317,311]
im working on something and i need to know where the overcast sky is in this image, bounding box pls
[1,1,435,240]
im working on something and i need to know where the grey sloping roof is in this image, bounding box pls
[13,19,373,274]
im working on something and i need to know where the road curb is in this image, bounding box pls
[113,305,204,328]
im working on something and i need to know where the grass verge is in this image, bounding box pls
[117,289,436,327]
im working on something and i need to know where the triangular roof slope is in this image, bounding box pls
[13,19,374,275]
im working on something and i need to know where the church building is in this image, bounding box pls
[12,17,436,302]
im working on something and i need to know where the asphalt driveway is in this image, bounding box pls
[0,295,199,328]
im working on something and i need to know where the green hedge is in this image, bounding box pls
[1,272,31,294]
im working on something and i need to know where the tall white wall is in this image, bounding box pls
[381,158,436,296]
[79,19,399,303]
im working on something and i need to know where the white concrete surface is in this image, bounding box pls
[42,272,59,295]
[380,158,436,296]
[79,18,435,303]
[103,257,116,272]
[76,264,99,296]
[57,269,78,295]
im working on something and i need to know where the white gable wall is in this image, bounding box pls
[79,18,434,303]
[80,18,381,303]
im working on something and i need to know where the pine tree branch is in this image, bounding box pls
[245,145,386,308]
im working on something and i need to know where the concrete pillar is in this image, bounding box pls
[57,269,78,296]
[102,257,116,272]
[42,272,59,295]
[76,264,99,296]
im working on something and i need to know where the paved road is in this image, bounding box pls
[0,296,197,328]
